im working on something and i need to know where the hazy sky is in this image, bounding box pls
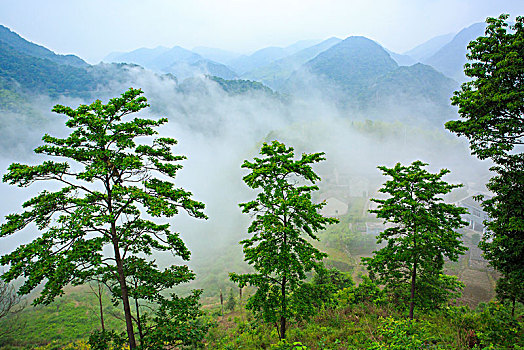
[1,0,522,63]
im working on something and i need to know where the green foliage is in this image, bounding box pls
[363,161,468,319]
[479,155,524,311]
[140,290,210,349]
[209,76,278,97]
[0,88,206,349]
[369,317,442,349]
[0,41,98,97]
[225,289,237,312]
[495,275,524,314]
[474,301,524,348]
[445,14,524,313]
[230,141,338,339]
[270,340,308,349]
[447,301,524,349]
[88,330,126,350]
[446,14,524,160]
[0,287,124,348]
[336,275,385,307]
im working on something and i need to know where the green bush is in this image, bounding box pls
[270,340,308,350]
[368,317,442,349]
[475,301,523,349]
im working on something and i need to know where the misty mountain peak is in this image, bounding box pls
[301,35,398,93]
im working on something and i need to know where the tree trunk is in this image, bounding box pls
[281,215,287,340]
[512,296,516,318]
[409,261,417,320]
[113,238,137,349]
[97,282,105,332]
[135,296,144,341]
[281,275,286,340]
[106,176,136,349]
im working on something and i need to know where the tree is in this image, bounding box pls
[230,141,337,340]
[363,161,468,320]
[445,14,524,161]
[225,288,236,311]
[0,280,24,340]
[445,14,524,312]
[479,156,524,316]
[0,88,206,349]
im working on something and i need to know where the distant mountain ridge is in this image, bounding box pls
[423,22,486,81]
[0,20,491,126]
[0,40,98,96]
[0,25,87,67]
[242,37,342,89]
[227,39,323,75]
[105,45,238,79]
[404,32,455,62]
[280,35,457,122]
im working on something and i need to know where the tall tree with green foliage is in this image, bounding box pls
[445,14,524,313]
[445,14,523,161]
[0,88,206,349]
[230,141,337,340]
[363,161,468,320]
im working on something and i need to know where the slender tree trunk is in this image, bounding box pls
[281,219,287,340]
[512,296,516,318]
[281,275,286,340]
[113,237,137,349]
[98,282,105,332]
[135,296,143,341]
[409,261,417,320]
[106,176,136,349]
[409,219,417,321]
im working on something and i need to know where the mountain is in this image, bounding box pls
[229,47,290,75]
[192,46,241,65]
[105,45,238,79]
[228,39,323,75]
[423,23,486,81]
[0,40,98,96]
[148,46,202,70]
[404,32,454,62]
[208,76,278,96]
[0,26,140,99]
[283,39,323,54]
[385,49,417,66]
[280,36,457,122]
[242,37,342,89]
[0,25,87,67]
[163,60,238,80]
[103,46,169,67]
[363,63,458,120]
[291,36,398,95]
